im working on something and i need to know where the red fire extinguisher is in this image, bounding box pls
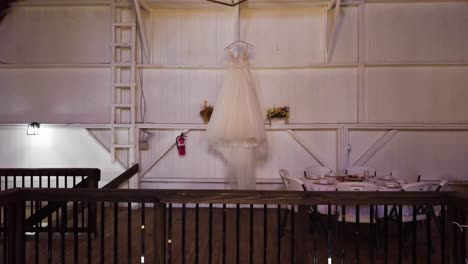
[176,132,186,156]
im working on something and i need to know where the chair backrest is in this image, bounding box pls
[402,182,433,192]
[279,169,306,191]
[346,166,376,177]
[336,182,378,192]
[435,180,449,191]
[305,166,332,179]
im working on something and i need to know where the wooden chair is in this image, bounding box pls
[278,169,306,238]
[279,169,306,191]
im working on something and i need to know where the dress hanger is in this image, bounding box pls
[224,40,253,51]
[205,0,247,7]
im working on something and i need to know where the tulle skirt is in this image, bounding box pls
[207,67,266,147]
[207,65,266,190]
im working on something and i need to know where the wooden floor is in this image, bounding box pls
[2,206,445,263]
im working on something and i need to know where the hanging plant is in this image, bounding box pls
[199,101,214,124]
[266,106,289,124]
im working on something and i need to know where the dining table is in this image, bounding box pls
[303,175,406,192]
[303,175,407,217]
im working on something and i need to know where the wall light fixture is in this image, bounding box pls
[27,122,40,135]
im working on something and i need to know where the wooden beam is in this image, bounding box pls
[132,0,151,63]
[286,129,333,170]
[102,163,140,189]
[326,0,341,62]
[86,129,127,169]
[138,0,151,12]
[353,129,398,166]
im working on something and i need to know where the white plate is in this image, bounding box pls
[315,179,334,185]
[384,182,400,188]
[378,176,394,181]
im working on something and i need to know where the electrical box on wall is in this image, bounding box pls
[139,142,149,150]
[139,130,154,151]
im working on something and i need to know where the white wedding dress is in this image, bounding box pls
[207,45,266,189]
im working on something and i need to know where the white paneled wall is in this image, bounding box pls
[141,69,224,123]
[327,6,358,64]
[138,2,468,189]
[254,68,357,123]
[141,68,357,123]
[0,126,124,187]
[363,66,468,123]
[151,8,236,66]
[0,68,111,123]
[364,2,468,63]
[140,130,225,179]
[139,129,337,188]
[1,1,468,190]
[241,7,326,66]
[349,129,468,181]
[0,6,110,64]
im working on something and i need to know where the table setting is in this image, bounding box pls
[303,174,406,192]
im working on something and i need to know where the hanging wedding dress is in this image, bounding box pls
[207,45,266,189]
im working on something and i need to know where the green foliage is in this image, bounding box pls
[266,106,289,122]
[199,101,214,124]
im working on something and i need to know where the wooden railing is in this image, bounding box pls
[0,168,100,191]
[102,163,139,189]
[0,168,101,256]
[1,189,468,264]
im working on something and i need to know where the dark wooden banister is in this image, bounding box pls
[102,163,139,189]
[0,168,100,178]
[0,168,101,234]
[15,189,454,205]
[23,178,92,229]
[3,189,468,264]
[0,168,100,191]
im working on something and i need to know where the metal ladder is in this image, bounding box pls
[110,0,137,165]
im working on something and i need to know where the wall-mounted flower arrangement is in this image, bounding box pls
[266,106,289,126]
[200,101,214,124]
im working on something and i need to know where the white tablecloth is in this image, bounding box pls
[303,177,406,217]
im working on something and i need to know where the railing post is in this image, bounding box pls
[295,205,308,264]
[15,201,25,264]
[446,202,461,264]
[87,174,99,235]
[154,202,166,264]
[6,202,15,264]
[7,199,25,264]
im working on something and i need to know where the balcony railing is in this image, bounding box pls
[0,168,100,191]
[0,188,467,263]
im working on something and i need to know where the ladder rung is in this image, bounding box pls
[112,144,135,149]
[112,104,133,108]
[112,2,132,7]
[113,23,134,27]
[113,83,135,87]
[111,124,135,128]
[112,63,134,67]
[112,43,133,47]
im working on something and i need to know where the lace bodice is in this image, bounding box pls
[227,46,250,69]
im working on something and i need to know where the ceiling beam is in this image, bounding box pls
[133,0,151,63]
[138,0,151,12]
